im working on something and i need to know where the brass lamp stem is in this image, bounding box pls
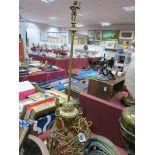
[67,31,75,102]
[67,0,81,102]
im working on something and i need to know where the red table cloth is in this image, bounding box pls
[88,57,99,63]
[55,59,68,70]
[19,69,67,82]
[28,54,89,71]
[72,58,89,69]
[45,57,56,66]
[55,58,89,71]
[79,91,128,148]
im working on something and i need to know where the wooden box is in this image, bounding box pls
[88,76,125,100]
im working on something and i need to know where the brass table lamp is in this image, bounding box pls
[46,1,92,154]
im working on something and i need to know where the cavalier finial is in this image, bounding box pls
[70,0,81,28]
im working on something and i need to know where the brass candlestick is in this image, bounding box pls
[67,0,81,102]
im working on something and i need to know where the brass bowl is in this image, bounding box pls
[119,105,135,144]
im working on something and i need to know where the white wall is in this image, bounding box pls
[26,22,40,47]
[26,21,67,47]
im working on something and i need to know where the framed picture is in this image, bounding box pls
[102,30,119,40]
[88,30,95,38]
[78,37,87,45]
[104,40,116,49]
[119,31,134,40]
[95,31,102,41]
[88,37,95,45]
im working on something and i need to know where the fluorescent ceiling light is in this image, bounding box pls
[41,0,55,3]
[78,12,89,17]
[49,17,57,20]
[123,5,135,12]
[30,19,38,22]
[76,24,84,27]
[101,22,111,27]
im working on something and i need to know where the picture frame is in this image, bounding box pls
[88,37,95,45]
[95,30,102,41]
[104,40,116,49]
[119,31,134,40]
[88,30,95,38]
[102,30,119,40]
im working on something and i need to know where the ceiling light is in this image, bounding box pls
[76,24,84,27]
[78,12,89,17]
[49,17,57,20]
[41,0,55,3]
[29,19,38,22]
[123,5,135,12]
[101,22,111,27]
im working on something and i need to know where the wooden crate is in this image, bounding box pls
[88,76,125,100]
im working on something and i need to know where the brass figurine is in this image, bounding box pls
[70,0,81,28]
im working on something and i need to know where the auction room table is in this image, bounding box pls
[19,69,67,82]
[79,91,128,148]
[28,54,89,70]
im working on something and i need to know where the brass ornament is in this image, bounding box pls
[55,117,64,132]
[47,99,92,154]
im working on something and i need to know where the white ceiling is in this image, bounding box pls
[19,0,135,28]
